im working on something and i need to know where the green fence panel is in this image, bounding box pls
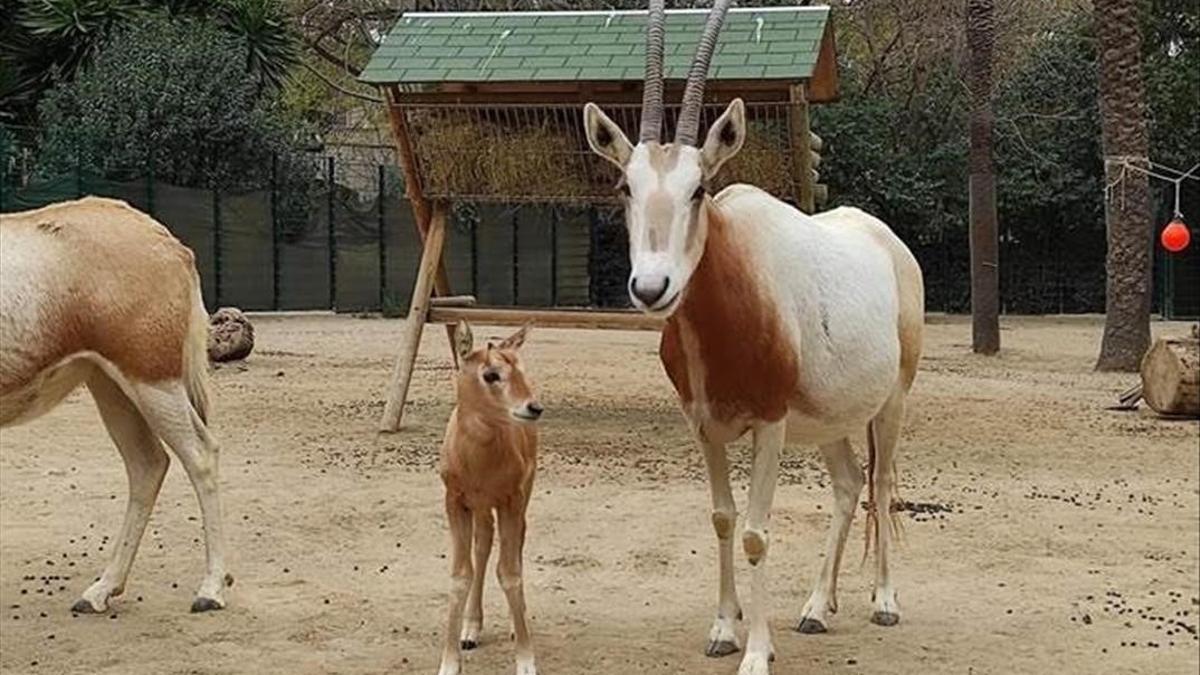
[218,189,274,311]
[154,182,218,307]
[515,207,554,307]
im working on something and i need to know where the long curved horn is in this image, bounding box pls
[638,0,667,143]
[675,0,734,146]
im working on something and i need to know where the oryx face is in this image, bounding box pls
[581,0,743,316]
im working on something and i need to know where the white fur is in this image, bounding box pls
[714,188,904,442]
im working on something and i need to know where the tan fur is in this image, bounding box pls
[437,323,541,675]
[440,347,538,512]
[1,197,200,394]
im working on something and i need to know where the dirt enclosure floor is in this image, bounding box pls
[1,315,1197,675]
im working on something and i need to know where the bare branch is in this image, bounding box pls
[301,61,382,103]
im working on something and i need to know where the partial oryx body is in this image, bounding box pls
[583,3,924,674]
[0,197,231,614]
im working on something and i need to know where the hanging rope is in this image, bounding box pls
[1104,156,1200,217]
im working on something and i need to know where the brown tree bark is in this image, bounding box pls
[1095,0,1153,371]
[967,0,1000,354]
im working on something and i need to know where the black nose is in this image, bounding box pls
[527,402,544,419]
[630,276,669,307]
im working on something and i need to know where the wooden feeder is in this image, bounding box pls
[361,6,840,430]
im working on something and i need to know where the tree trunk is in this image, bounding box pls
[1095,0,1153,371]
[966,0,1000,354]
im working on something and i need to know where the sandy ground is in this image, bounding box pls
[0,315,1197,675]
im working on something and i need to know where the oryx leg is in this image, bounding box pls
[461,508,495,650]
[438,497,474,675]
[738,421,784,675]
[496,499,536,675]
[869,390,905,627]
[73,373,169,614]
[699,436,741,657]
[130,382,229,612]
[797,438,863,633]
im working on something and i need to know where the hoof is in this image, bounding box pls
[796,618,827,634]
[190,597,225,613]
[224,573,235,587]
[460,639,479,651]
[870,611,900,627]
[71,598,102,614]
[706,640,740,658]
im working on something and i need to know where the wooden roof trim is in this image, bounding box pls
[807,19,841,103]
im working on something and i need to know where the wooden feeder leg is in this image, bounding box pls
[380,202,449,432]
[789,84,816,214]
[417,211,461,370]
[384,86,459,368]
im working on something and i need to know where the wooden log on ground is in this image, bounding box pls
[1139,335,1200,417]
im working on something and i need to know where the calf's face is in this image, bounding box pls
[453,321,542,423]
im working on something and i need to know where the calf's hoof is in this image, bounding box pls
[460,639,479,651]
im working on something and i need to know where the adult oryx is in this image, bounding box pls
[0,197,231,614]
[582,3,924,674]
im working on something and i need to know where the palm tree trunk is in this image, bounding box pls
[967,0,999,354]
[1095,0,1153,371]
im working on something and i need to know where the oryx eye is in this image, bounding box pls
[616,181,631,198]
[483,371,501,384]
[691,185,706,202]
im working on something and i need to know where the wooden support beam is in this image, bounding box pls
[384,85,459,366]
[426,306,664,332]
[379,202,449,432]
[788,84,815,214]
[430,295,477,307]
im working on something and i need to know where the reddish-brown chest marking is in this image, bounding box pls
[658,205,799,423]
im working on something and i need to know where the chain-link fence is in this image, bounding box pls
[2,128,1195,318]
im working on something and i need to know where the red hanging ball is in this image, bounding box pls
[1161,219,1191,253]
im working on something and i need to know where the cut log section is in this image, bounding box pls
[1139,335,1200,418]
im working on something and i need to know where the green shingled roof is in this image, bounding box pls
[360,7,830,84]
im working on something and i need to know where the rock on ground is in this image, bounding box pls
[207,307,254,362]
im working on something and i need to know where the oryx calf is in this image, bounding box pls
[0,197,230,613]
[437,321,542,675]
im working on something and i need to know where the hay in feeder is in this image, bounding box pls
[412,111,597,200]
[481,122,591,198]
[412,114,487,196]
[720,123,794,198]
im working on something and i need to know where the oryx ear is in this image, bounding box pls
[453,320,474,363]
[497,323,531,351]
[700,98,746,180]
[584,102,633,169]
